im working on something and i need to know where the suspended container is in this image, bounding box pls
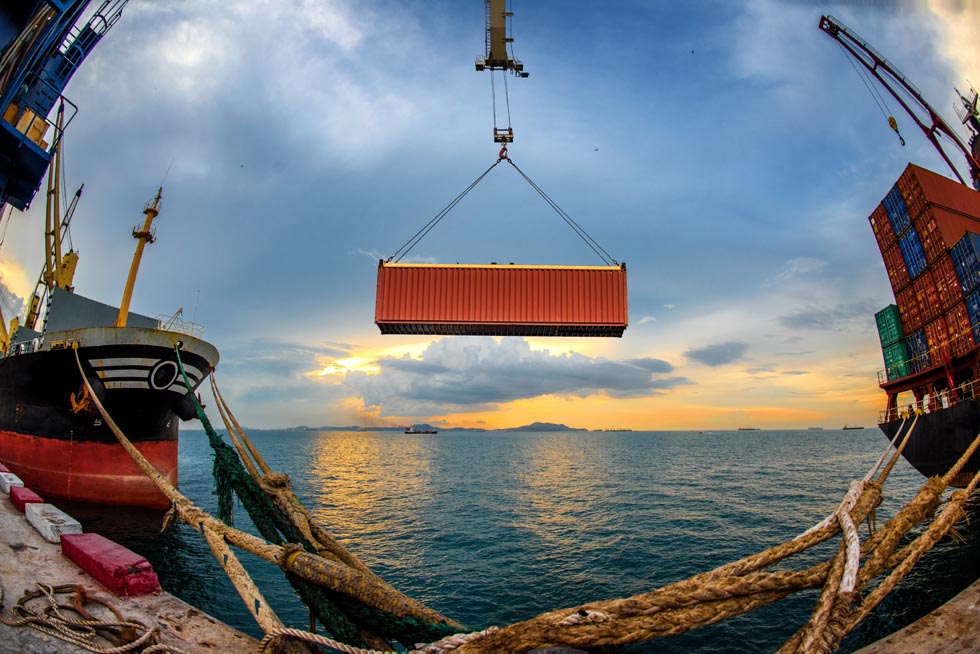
[375,262,628,337]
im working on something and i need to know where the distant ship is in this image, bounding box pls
[737,427,760,431]
[842,426,865,430]
[405,424,438,434]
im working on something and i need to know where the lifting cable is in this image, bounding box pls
[387,157,506,263]
[837,41,905,146]
[387,152,618,266]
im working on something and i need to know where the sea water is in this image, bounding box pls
[70,429,980,653]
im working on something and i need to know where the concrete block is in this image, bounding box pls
[61,533,160,596]
[25,502,82,543]
[0,472,24,494]
[9,486,43,512]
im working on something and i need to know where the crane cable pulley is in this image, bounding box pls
[386,153,618,266]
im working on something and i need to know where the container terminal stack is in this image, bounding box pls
[821,15,980,487]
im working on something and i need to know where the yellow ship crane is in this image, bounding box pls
[475,0,528,144]
[115,187,161,327]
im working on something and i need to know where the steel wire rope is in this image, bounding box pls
[837,41,892,125]
[490,69,498,133]
[387,158,505,263]
[503,66,512,131]
[504,158,619,266]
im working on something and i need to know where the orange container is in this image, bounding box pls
[375,262,628,336]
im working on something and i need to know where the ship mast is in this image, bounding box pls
[115,188,160,327]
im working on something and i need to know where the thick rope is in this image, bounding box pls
[74,349,460,638]
[72,347,980,653]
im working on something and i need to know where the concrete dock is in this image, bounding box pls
[856,578,980,653]
[0,495,257,654]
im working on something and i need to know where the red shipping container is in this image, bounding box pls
[905,163,980,218]
[913,204,980,265]
[945,303,975,357]
[882,243,910,293]
[375,262,629,336]
[924,316,948,351]
[912,270,939,324]
[869,204,897,253]
[896,285,922,333]
[933,253,963,311]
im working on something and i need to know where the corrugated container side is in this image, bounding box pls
[934,253,963,311]
[966,287,980,344]
[908,164,980,217]
[924,316,947,353]
[907,329,931,372]
[883,185,912,235]
[912,270,940,324]
[874,304,903,346]
[898,228,928,279]
[946,302,975,357]
[950,232,980,295]
[882,243,910,293]
[375,263,628,336]
[869,204,897,253]
[896,285,922,333]
[882,340,911,381]
[915,204,980,264]
[898,167,927,218]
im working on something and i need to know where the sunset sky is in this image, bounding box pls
[2,0,979,430]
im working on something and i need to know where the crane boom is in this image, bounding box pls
[819,15,980,190]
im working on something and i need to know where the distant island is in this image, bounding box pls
[285,421,592,433]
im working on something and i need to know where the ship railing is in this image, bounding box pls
[155,313,205,339]
[877,378,980,423]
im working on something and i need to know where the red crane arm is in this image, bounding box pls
[819,15,980,190]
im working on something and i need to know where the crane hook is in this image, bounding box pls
[888,115,906,147]
[498,144,509,160]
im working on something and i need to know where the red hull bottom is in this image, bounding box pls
[0,430,175,510]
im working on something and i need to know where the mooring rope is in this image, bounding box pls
[69,346,980,654]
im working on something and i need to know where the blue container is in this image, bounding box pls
[950,232,980,295]
[898,228,928,280]
[967,287,980,343]
[883,186,911,235]
[906,329,930,373]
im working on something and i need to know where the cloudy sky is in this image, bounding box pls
[2,0,979,430]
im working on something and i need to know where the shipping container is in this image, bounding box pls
[869,204,897,253]
[912,270,940,324]
[900,164,980,219]
[882,243,910,293]
[907,329,931,373]
[945,302,975,357]
[966,287,980,344]
[924,317,948,354]
[882,340,911,381]
[896,285,922,333]
[914,204,980,265]
[950,232,980,295]
[933,253,963,311]
[875,304,903,347]
[375,262,629,336]
[883,185,912,235]
[898,227,928,279]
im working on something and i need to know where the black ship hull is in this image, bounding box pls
[0,325,218,508]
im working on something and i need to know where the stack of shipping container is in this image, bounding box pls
[872,164,980,381]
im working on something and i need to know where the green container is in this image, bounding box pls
[882,340,911,381]
[875,304,904,347]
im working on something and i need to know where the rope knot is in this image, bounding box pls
[277,543,305,571]
[413,627,498,653]
[263,472,291,489]
[556,608,612,626]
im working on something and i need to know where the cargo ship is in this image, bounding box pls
[0,187,219,509]
[870,164,980,487]
[0,2,218,509]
